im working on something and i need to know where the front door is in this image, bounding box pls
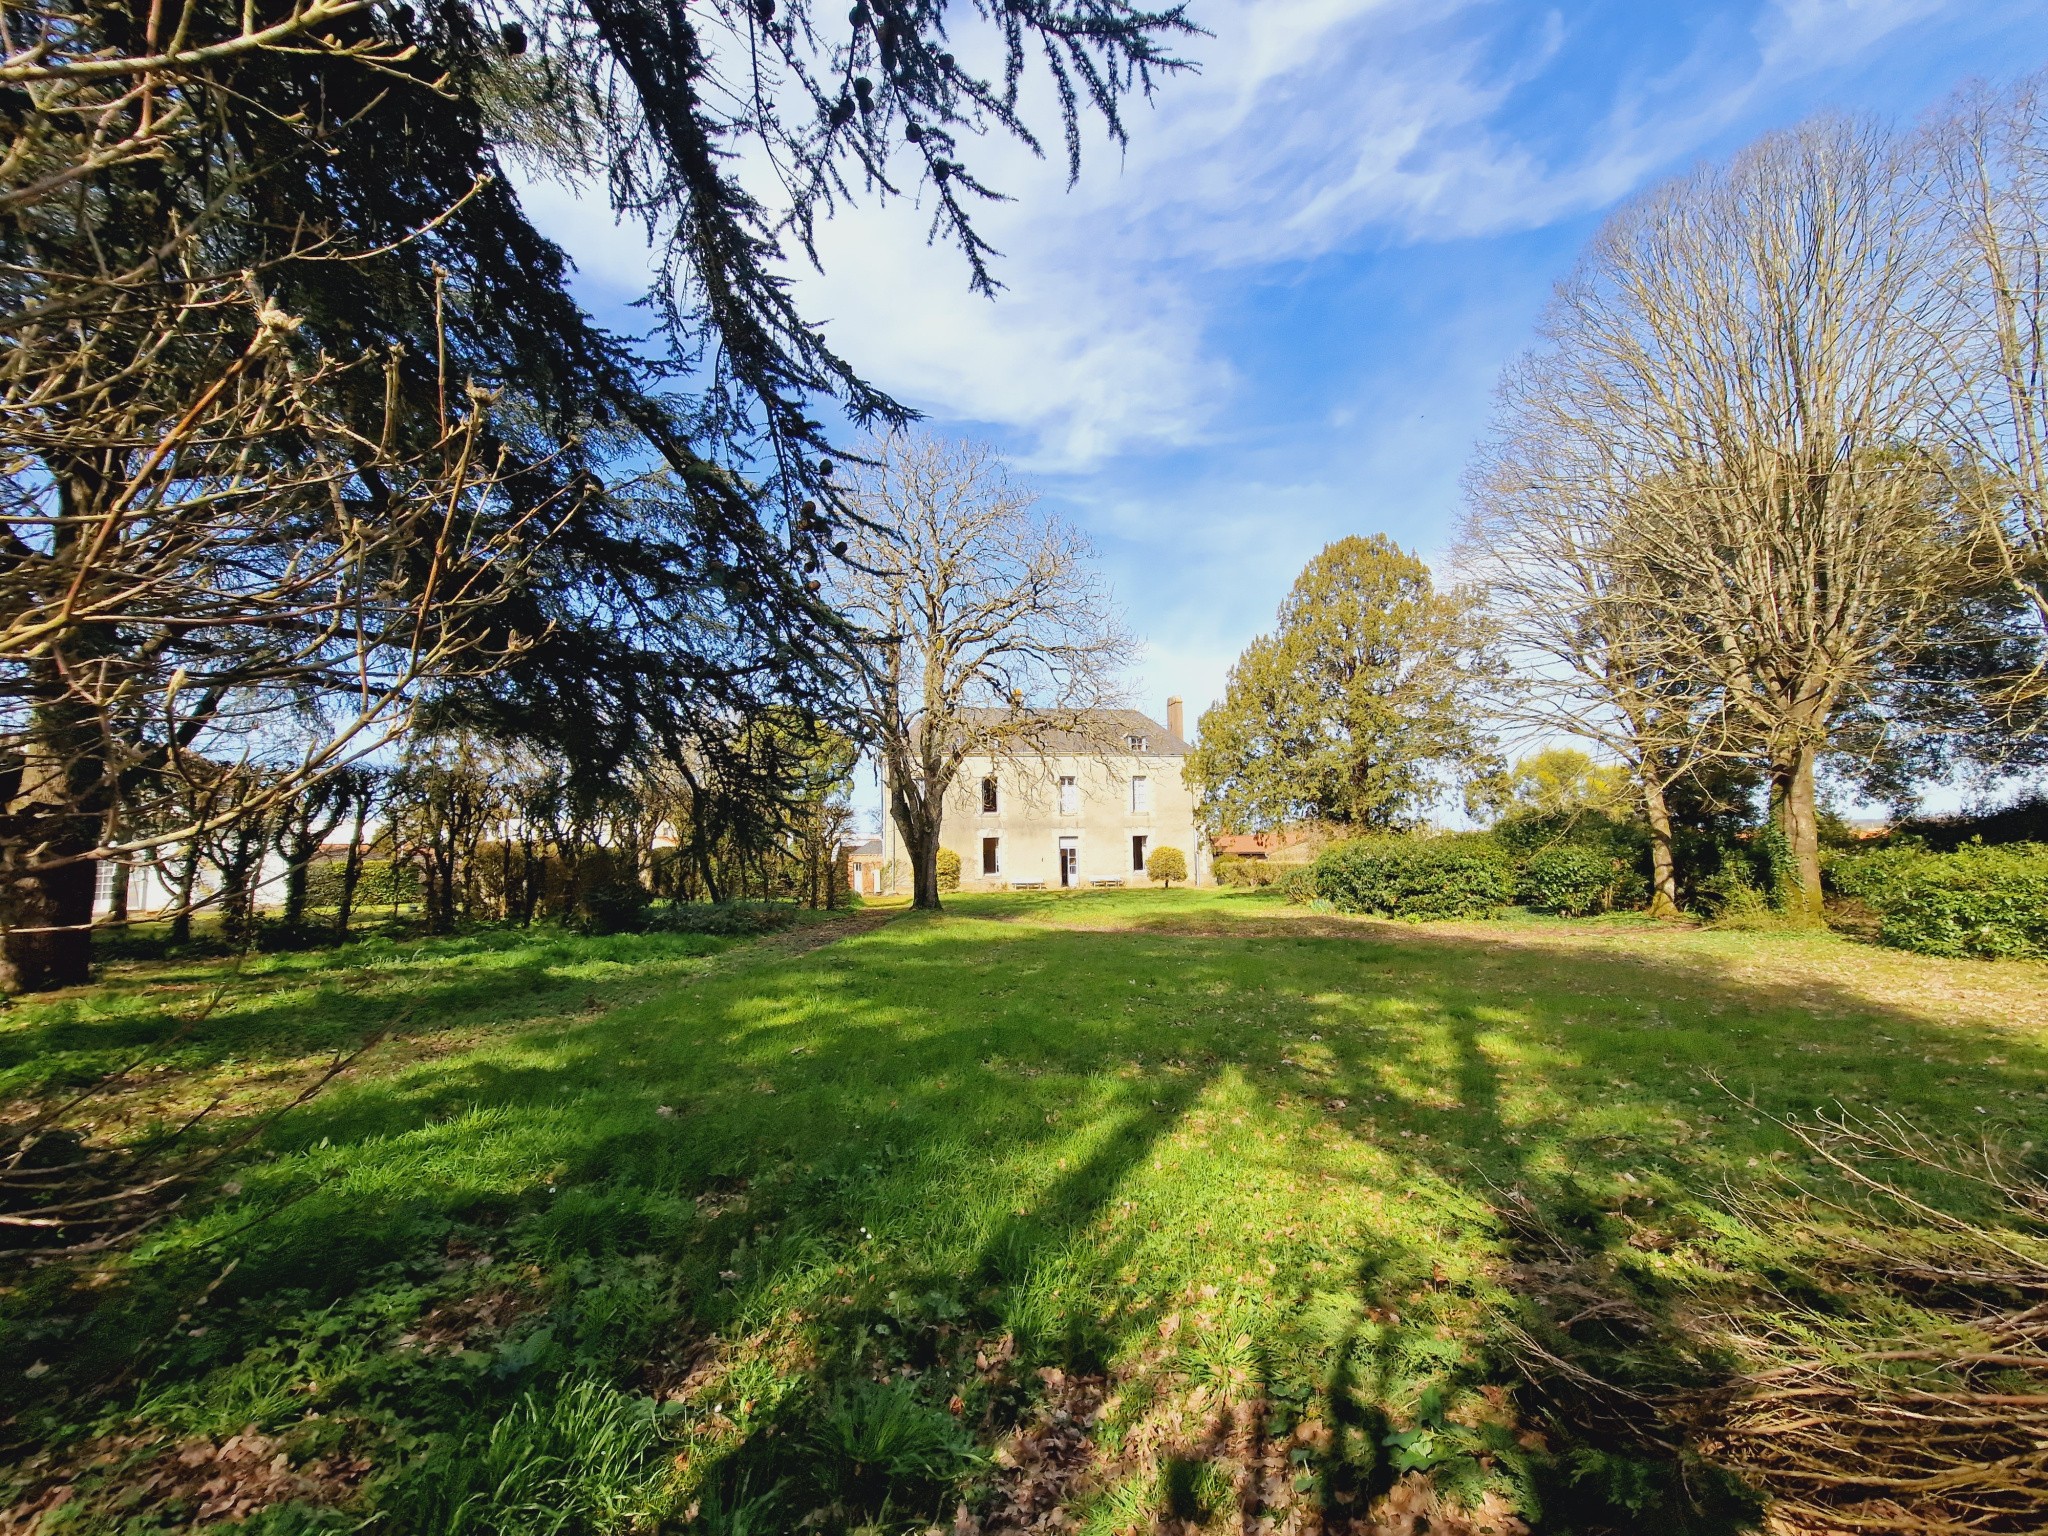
[1059,837,1078,889]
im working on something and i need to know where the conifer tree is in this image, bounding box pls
[1188,537,1492,835]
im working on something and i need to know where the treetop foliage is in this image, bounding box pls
[1187,535,1492,835]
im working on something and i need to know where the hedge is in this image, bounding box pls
[302,858,419,909]
[1833,843,2048,960]
[1519,846,1619,917]
[1309,838,1514,920]
[1213,855,1280,889]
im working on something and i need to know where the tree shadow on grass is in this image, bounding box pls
[7,908,2047,1532]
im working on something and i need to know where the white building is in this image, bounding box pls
[880,700,1207,891]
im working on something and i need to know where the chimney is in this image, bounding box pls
[1166,696,1184,740]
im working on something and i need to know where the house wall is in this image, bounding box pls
[882,750,1207,891]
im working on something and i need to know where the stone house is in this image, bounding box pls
[880,700,1207,891]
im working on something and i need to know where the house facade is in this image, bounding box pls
[880,700,1208,891]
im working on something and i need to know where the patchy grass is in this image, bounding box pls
[3,891,2045,1533]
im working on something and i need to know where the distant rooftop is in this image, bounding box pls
[953,707,1191,757]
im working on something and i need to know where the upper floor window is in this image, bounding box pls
[1130,774,1151,813]
[1058,775,1079,815]
[980,776,999,814]
[1126,733,1149,752]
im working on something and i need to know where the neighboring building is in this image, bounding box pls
[1210,829,1319,863]
[845,837,886,896]
[880,700,1207,891]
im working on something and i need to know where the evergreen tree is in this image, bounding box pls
[0,0,1196,988]
[1188,537,1492,834]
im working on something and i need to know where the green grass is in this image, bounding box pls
[3,891,2045,1533]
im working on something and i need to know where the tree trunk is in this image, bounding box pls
[335,802,367,942]
[169,840,202,944]
[894,804,943,911]
[105,858,131,924]
[1640,773,1681,919]
[1769,741,1825,924]
[2,692,104,992]
[283,833,316,930]
[0,855,95,993]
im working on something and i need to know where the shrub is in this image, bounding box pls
[644,901,800,937]
[1310,837,1514,920]
[303,857,419,909]
[575,876,651,935]
[1519,846,1620,916]
[1213,855,1276,888]
[1273,864,1318,904]
[936,847,961,892]
[1146,845,1188,887]
[1827,841,1929,910]
[1851,843,2048,960]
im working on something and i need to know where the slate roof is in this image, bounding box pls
[954,707,1191,757]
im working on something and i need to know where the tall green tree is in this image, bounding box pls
[1188,537,1492,834]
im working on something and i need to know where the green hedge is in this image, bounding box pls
[1519,846,1619,916]
[1833,843,2048,960]
[303,857,420,908]
[1310,838,1514,920]
[1213,855,1280,889]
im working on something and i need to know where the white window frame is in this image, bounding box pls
[1130,774,1150,813]
[1058,775,1078,815]
[980,776,999,814]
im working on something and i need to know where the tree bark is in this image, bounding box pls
[1769,741,1826,924]
[2,680,105,991]
[1640,773,1681,918]
[335,801,367,942]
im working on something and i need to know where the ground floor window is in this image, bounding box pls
[982,837,1001,875]
[1131,834,1148,872]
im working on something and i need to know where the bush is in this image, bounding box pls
[1273,864,1318,904]
[644,901,801,937]
[1310,837,1514,920]
[1146,845,1188,887]
[1213,855,1278,889]
[936,847,961,892]
[575,876,651,936]
[303,857,419,909]
[1519,846,1621,916]
[1845,843,2048,960]
[1826,841,1928,910]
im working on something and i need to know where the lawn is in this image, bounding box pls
[3,891,2045,1534]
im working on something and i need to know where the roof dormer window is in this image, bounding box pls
[1126,733,1148,751]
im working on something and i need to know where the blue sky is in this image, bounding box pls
[521,0,2047,760]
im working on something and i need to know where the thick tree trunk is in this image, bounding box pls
[1640,773,1680,919]
[894,808,943,911]
[2,692,104,992]
[0,856,95,993]
[1769,741,1825,924]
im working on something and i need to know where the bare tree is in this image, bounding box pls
[1461,409,1730,917]
[1501,118,1982,920]
[831,434,1133,910]
[1925,72,2048,727]
[1,273,565,989]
